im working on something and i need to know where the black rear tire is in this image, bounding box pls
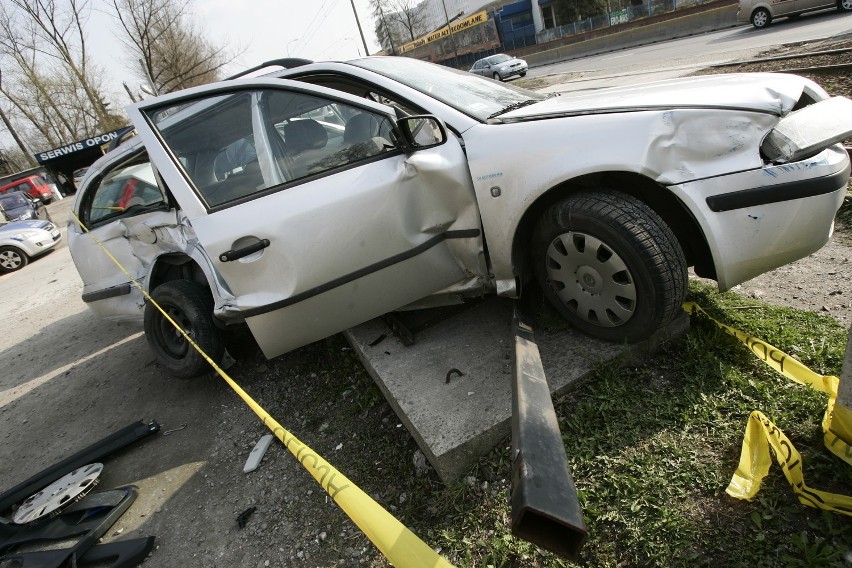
[532,191,687,343]
[144,280,224,379]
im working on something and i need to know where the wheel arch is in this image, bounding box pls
[149,253,209,292]
[510,171,717,288]
[146,252,237,326]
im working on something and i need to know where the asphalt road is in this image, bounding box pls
[526,9,852,90]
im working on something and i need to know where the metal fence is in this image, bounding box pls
[535,0,711,43]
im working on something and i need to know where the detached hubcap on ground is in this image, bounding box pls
[545,231,637,327]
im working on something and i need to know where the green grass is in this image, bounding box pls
[415,282,852,567]
[250,279,852,567]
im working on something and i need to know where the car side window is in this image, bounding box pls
[82,153,167,227]
[144,89,398,209]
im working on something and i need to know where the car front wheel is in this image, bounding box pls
[0,246,28,272]
[532,191,687,343]
[144,280,224,379]
[493,72,502,81]
[840,0,852,11]
[751,7,771,27]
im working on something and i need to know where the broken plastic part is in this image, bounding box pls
[762,97,852,163]
[243,435,274,473]
[0,487,138,568]
[0,421,159,515]
[236,506,256,529]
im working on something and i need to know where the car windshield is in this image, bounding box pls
[350,57,544,122]
[0,194,28,209]
[488,54,512,64]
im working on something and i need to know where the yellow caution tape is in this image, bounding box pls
[683,302,852,516]
[71,212,455,567]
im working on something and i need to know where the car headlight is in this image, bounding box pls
[10,230,42,241]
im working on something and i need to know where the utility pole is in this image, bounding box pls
[440,0,460,66]
[350,0,371,56]
[0,70,37,168]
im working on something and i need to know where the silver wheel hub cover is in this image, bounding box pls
[0,250,22,269]
[545,231,637,327]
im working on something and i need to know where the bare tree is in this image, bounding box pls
[370,0,428,53]
[6,0,120,128]
[387,0,428,42]
[0,0,124,154]
[111,0,239,95]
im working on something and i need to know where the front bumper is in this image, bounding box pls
[500,64,528,79]
[669,144,849,290]
[19,226,61,258]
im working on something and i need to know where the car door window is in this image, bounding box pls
[144,89,397,209]
[81,153,167,228]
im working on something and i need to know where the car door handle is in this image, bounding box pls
[219,239,270,262]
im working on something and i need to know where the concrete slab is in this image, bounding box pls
[345,298,689,482]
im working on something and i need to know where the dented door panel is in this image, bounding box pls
[129,82,486,359]
[191,141,486,358]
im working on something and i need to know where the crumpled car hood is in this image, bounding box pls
[501,73,814,121]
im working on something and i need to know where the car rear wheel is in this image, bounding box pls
[144,280,224,379]
[0,246,28,272]
[532,191,687,343]
[751,7,771,27]
[840,0,852,11]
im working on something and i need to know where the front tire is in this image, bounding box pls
[144,280,224,379]
[751,7,771,27]
[493,72,502,81]
[532,191,687,343]
[839,0,852,12]
[0,246,28,272]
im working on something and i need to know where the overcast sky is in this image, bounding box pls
[91,0,382,104]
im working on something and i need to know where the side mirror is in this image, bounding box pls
[396,116,447,151]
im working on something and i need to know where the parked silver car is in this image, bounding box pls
[737,0,851,28]
[470,54,528,81]
[69,56,851,378]
[0,219,61,272]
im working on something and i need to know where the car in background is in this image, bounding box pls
[0,218,61,273]
[737,0,851,27]
[469,54,528,81]
[0,175,54,204]
[73,167,89,190]
[0,192,51,222]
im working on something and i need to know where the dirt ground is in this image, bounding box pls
[0,39,850,568]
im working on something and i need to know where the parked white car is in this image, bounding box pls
[69,57,852,378]
[469,53,528,81]
[0,219,61,272]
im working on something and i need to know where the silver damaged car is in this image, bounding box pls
[69,57,852,378]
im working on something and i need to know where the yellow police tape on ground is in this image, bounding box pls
[683,302,852,517]
[70,212,455,568]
